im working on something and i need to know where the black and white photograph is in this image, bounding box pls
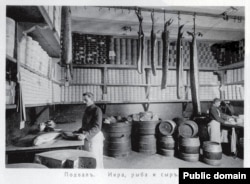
[1,0,249,184]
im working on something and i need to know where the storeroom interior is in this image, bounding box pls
[5,6,244,168]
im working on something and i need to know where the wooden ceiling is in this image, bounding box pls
[71,6,244,42]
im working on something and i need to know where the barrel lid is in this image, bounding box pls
[159,120,176,136]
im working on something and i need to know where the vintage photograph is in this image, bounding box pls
[5,5,245,169]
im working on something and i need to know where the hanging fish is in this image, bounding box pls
[150,11,157,76]
[161,19,173,89]
[187,30,202,116]
[61,6,73,81]
[176,25,184,99]
[135,8,144,74]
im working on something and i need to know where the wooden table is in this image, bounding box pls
[6,138,85,164]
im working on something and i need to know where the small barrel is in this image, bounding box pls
[138,135,156,154]
[159,120,176,136]
[202,141,222,166]
[179,152,199,162]
[102,122,132,138]
[179,136,200,154]
[104,136,131,158]
[159,148,175,156]
[134,120,160,135]
[158,136,175,150]
[158,136,175,157]
[178,120,198,138]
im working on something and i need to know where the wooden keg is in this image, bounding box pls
[102,122,132,138]
[179,136,200,154]
[158,136,175,150]
[134,120,160,135]
[179,152,199,162]
[159,120,176,136]
[138,135,157,154]
[178,120,198,138]
[202,141,222,166]
[158,136,175,157]
[104,136,131,158]
[159,148,175,156]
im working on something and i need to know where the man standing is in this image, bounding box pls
[75,92,104,168]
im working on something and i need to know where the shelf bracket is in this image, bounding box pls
[142,102,150,112]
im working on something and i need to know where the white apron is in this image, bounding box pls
[84,131,105,168]
[207,120,221,143]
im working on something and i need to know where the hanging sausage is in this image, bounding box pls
[135,8,144,74]
[187,14,202,116]
[176,20,185,99]
[61,6,73,81]
[150,10,157,76]
[161,17,173,89]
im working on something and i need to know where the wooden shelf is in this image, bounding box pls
[23,24,60,57]
[225,81,244,85]
[222,99,244,102]
[20,63,49,80]
[8,6,60,58]
[70,63,218,71]
[6,104,17,109]
[25,103,53,108]
[66,83,104,86]
[6,55,17,63]
[218,61,244,70]
[107,84,148,87]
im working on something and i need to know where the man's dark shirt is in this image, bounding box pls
[81,104,102,140]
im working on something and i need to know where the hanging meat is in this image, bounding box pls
[161,19,173,89]
[135,8,144,74]
[187,19,202,116]
[176,24,184,99]
[61,6,73,81]
[150,11,157,76]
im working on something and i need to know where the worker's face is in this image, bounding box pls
[83,95,93,106]
[214,101,221,107]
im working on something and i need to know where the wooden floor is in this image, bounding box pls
[103,151,243,169]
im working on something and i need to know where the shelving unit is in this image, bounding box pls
[216,61,244,101]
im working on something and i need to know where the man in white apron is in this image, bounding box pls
[75,92,105,168]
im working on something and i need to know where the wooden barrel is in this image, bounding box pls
[159,120,176,136]
[158,136,175,157]
[102,122,132,138]
[159,148,174,156]
[158,136,175,150]
[104,136,131,158]
[179,152,199,162]
[178,120,198,138]
[134,120,160,135]
[203,141,222,166]
[138,135,156,154]
[179,136,200,154]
